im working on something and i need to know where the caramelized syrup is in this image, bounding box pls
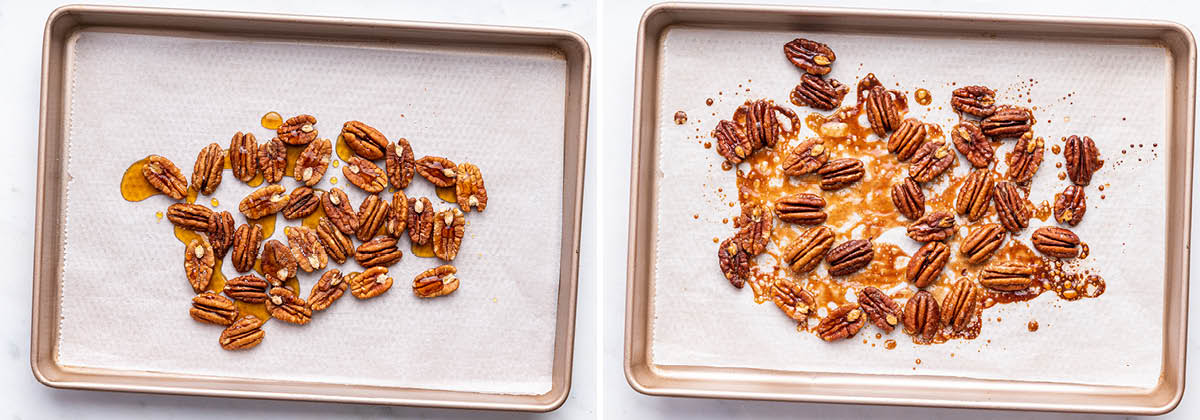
[249,213,278,239]
[335,135,354,161]
[411,242,435,258]
[120,158,160,202]
[261,111,283,130]
[435,186,458,203]
[301,206,327,229]
[284,145,304,178]
[914,88,932,106]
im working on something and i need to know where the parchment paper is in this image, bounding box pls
[58,31,566,395]
[652,27,1168,388]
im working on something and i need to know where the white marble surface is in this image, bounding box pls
[0,0,595,418]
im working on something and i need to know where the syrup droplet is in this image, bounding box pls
[674,111,688,124]
[261,111,283,130]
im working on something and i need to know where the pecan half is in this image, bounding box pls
[261,239,297,286]
[408,196,434,245]
[386,138,416,189]
[826,239,873,276]
[888,118,928,161]
[906,241,948,288]
[219,315,265,351]
[167,203,215,232]
[950,122,994,168]
[231,223,262,273]
[714,120,752,164]
[266,288,311,325]
[790,73,848,110]
[981,106,1032,138]
[281,186,320,219]
[782,226,833,274]
[782,138,828,176]
[191,143,224,195]
[1032,226,1081,258]
[717,238,750,288]
[239,185,290,219]
[456,162,488,213]
[141,155,188,200]
[277,114,317,145]
[414,265,460,298]
[416,156,457,187]
[907,211,955,242]
[349,266,393,299]
[816,303,865,341]
[865,85,902,137]
[960,224,1006,264]
[818,158,864,190]
[285,226,327,273]
[308,269,348,311]
[315,217,353,264]
[224,275,269,303]
[903,290,940,342]
[857,287,901,333]
[771,279,815,326]
[1064,135,1101,186]
[941,278,980,333]
[1006,132,1044,183]
[343,156,387,193]
[209,211,235,259]
[340,120,388,160]
[388,190,409,238]
[355,236,404,268]
[993,181,1030,233]
[955,169,994,221]
[355,194,391,242]
[184,238,214,293]
[950,85,996,117]
[734,204,772,256]
[433,208,466,261]
[229,132,258,182]
[1054,185,1087,226]
[257,136,287,183]
[784,38,835,75]
[908,141,955,183]
[190,292,238,326]
[734,99,798,150]
[774,193,826,225]
[321,187,358,235]
[980,263,1034,291]
[294,138,331,186]
[890,178,925,220]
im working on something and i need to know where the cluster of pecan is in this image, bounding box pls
[713,99,801,165]
[141,114,483,351]
[785,38,850,112]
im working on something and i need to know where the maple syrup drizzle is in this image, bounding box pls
[411,242,435,258]
[120,158,160,202]
[435,186,458,203]
[334,134,354,162]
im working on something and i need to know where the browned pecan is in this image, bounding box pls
[891,177,925,220]
[266,288,311,325]
[408,196,435,245]
[908,141,955,183]
[321,187,358,235]
[167,203,215,232]
[816,303,865,341]
[388,190,409,238]
[714,120,752,164]
[308,269,348,311]
[257,136,287,183]
[826,239,873,276]
[231,223,262,273]
[141,155,188,200]
[343,156,387,193]
[190,292,238,326]
[950,122,994,168]
[771,279,815,326]
[1054,185,1087,226]
[782,138,828,176]
[280,187,319,219]
[315,217,353,264]
[734,99,799,150]
[857,287,901,333]
[980,263,1034,291]
[888,118,928,162]
[293,138,331,186]
[790,73,848,110]
[865,85,902,137]
[386,138,417,189]
[784,38,835,75]
[433,208,466,261]
[818,158,864,190]
[456,162,488,213]
[340,120,388,160]
[219,315,264,351]
[277,114,317,145]
[224,274,269,303]
[903,290,940,342]
[414,265,459,298]
[1064,135,1101,186]
[416,156,457,187]
[955,169,994,221]
[1032,226,1081,258]
[993,181,1031,233]
[906,241,948,288]
[782,226,833,274]
[285,225,327,273]
[239,185,289,219]
[191,143,224,195]
[229,132,258,182]
[261,239,297,286]
[950,85,996,117]
[774,193,826,225]
[717,238,750,288]
[960,224,1006,264]
[941,278,980,333]
[184,238,214,293]
[355,236,404,268]
[907,212,955,242]
[209,211,235,259]
[1006,132,1044,183]
[734,204,772,256]
[349,266,393,299]
[981,106,1032,138]
[355,194,391,242]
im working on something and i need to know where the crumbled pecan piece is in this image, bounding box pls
[826,239,873,276]
[907,211,955,242]
[890,177,925,220]
[981,106,1033,138]
[355,194,391,242]
[433,208,466,261]
[343,156,387,193]
[1064,135,1101,186]
[950,85,996,117]
[385,138,417,189]
[783,38,836,75]
[1054,185,1087,226]
[733,204,772,256]
[257,136,287,183]
[906,241,948,288]
[781,138,828,176]
[790,73,848,110]
[209,211,235,259]
[950,122,994,168]
[229,131,258,182]
[308,269,348,311]
[277,114,318,145]
[184,238,215,293]
[281,187,320,219]
[1006,133,1044,183]
[190,292,238,326]
[285,226,328,273]
[774,193,826,225]
[857,287,901,333]
[717,238,750,288]
[908,141,955,183]
[456,162,488,213]
[340,120,388,160]
[231,223,262,273]
[388,190,409,238]
[1031,226,1081,258]
[321,187,359,235]
[224,275,269,303]
[408,196,435,245]
[771,279,815,327]
[167,203,215,232]
[888,118,928,161]
[959,224,1006,264]
[734,99,798,150]
[816,303,865,341]
[993,181,1031,233]
[349,266,393,299]
[261,239,297,286]
[955,169,993,221]
[315,217,353,264]
[415,156,457,187]
[191,143,224,195]
[865,85,902,137]
[219,315,265,351]
[414,265,460,298]
[714,120,752,165]
[903,290,940,342]
[141,155,188,200]
[294,138,331,186]
[941,278,980,333]
[980,263,1034,291]
[355,236,404,268]
[817,158,864,190]
[266,287,312,325]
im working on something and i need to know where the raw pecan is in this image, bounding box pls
[905,241,948,288]
[414,265,460,298]
[340,120,388,160]
[388,190,409,238]
[980,106,1032,138]
[941,278,980,333]
[219,315,264,351]
[955,169,993,221]
[238,185,290,219]
[191,143,224,195]
[223,275,269,303]
[1054,185,1087,226]
[229,131,258,182]
[993,181,1030,233]
[826,239,873,276]
[781,138,828,176]
[257,136,286,183]
[903,290,940,342]
[717,238,750,288]
[308,269,348,311]
[857,287,901,333]
[714,120,752,164]
[141,155,188,200]
[865,85,902,137]
[908,141,954,183]
[343,156,387,193]
[433,208,466,261]
[774,193,826,225]
[790,73,848,110]
[231,223,262,273]
[321,187,358,235]
[1006,132,1044,183]
[733,204,772,256]
[890,178,925,220]
[261,239,297,286]
[294,138,331,186]
[315,217,353,264]
[355,194,390,242]
[960,224,1006,264]
[888,118,927,161]
[184,238,214,293]
[385,138,416,189]
[166,203,215,232]
[950,122,994,168]
[771,279,815,325]
[408,196,435,245]
[416,156,457,187]
[1064,135,1101,186]
[456,162,488,212]
[783,38,835,75]
[980,263,1034,291]
[209,211,235,259]
[1032,226,1081,258]
[818,158,864,190]
[281,187,319,219]
[816,303,865,341]
[950,85,996,117]
[734,99,798,150]
[276,114,317,145]
[349,266,393,299]
[285,226,327,273]
[190,292,238,326]
[907,211,955,242]
[782,226,833,274]
[266,287,311,325]
[355,236,403,268]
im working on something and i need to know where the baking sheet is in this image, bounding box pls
[57,30,565,395]
[651,26,1167,388]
